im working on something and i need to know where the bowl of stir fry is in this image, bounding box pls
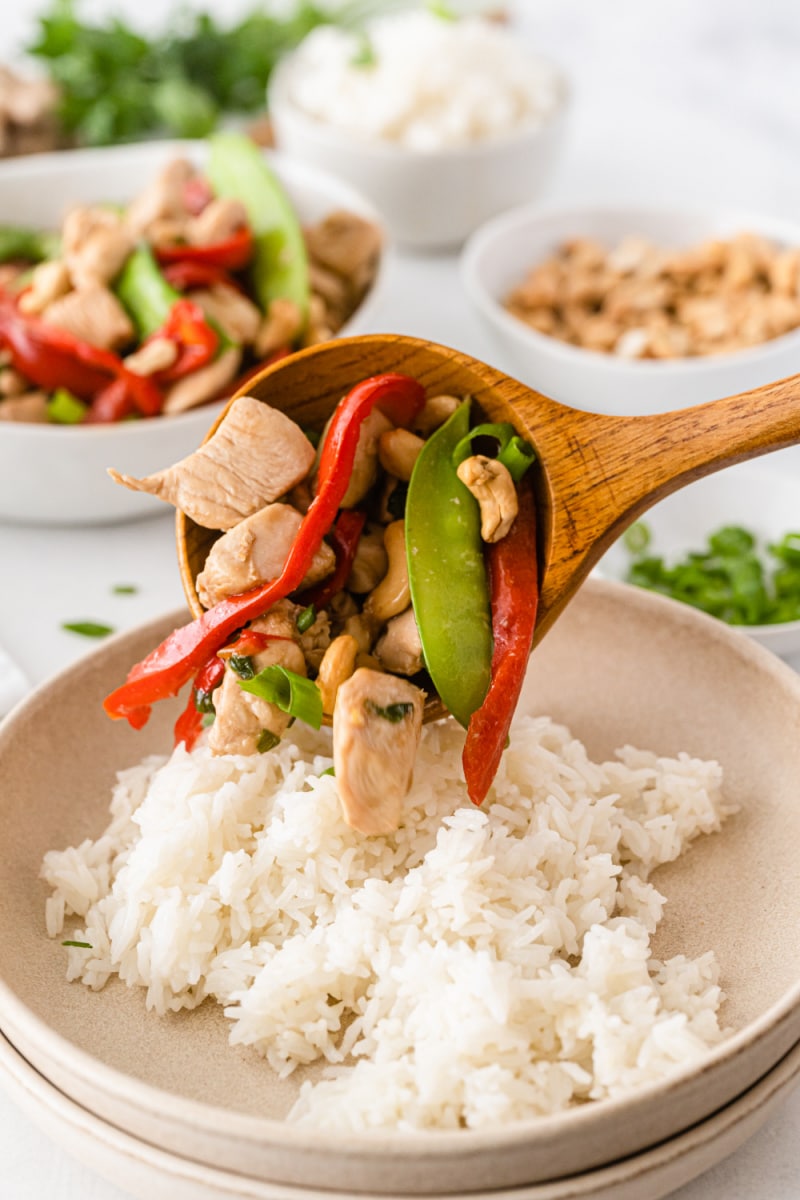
[0,135,386,525]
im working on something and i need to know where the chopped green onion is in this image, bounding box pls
[623,521,651,556]
[452,421,535,482]
[240,666,323,729]
[497,436,536,482]
[427,0,458,19]
[47,388,88,425]
[62,621,114,638]
[257,729,281,753]
[194,688,217,715]
[350,31,377,68]
[365,700,414,723]
[229,653,256,679]
[112,584,138,595]
[621,522,800,626]
[452,422,516,465]
[296,604,316,634]
[62,940,92,949]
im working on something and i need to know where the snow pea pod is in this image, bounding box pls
[207,131,310,323]
[405,401,492,729]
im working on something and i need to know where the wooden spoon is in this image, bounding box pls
[177,333,800,719]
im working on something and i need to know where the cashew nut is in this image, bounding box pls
[363,520,410,625]
[18,259,71,315]
[317,634,359,715]
[123,336,179,376]
[255,297,303,357]
[456,455,519,543]
[377,428,425,481]
[413,393,460,435]
[375,606,424,676]
[347,523,388,593]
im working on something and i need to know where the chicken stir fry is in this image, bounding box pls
[105,373,539,835]
[0,133,381,424]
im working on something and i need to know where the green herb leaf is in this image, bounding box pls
[365,700,414,723]
[62,621,114,638]
[320,766,335,777]
[62,940,92,949]
[194,687,217,715]
[257,729,281,753]
[350,31,377,68]
[240,665,323,729]
[229,653,256,679]
[296,604,316,634]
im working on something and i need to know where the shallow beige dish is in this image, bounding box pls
[1,580,800,1194]
[2,1007,800,1200]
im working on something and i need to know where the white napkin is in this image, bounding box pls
[0,646,29,717]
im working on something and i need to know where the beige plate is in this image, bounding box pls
[1,579,800,1194]
[2,1028,800,1200]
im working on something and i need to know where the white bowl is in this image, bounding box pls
[268,56,569,250]
[461,205,800,414]
[599,462,800,657]
[0,141,388,527]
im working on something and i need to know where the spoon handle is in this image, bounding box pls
[515,371,800,640]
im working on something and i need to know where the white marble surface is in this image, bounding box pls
[2,1,800,1197]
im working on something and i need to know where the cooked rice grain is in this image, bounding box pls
[42,715,734,1130]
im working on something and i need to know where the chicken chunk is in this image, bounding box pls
[332,668,424,835]
[196,503,335,608]
[208,603,306,757]
[0,391,48,422]
[320,407,393,508]
[162,346,241,415]
[108,395,316,529]
[41,286,133,351]
[375,607,424,676]
[188,284,262,345]
[125,158,194,237]
[62,207,134,291]
[305,211,382,298]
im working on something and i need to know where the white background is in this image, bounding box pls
[1,1,800,1197]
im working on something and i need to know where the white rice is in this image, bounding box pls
[283,13,562,151]
[43,715,734,1131]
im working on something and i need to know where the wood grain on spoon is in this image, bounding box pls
[178,333,800,720]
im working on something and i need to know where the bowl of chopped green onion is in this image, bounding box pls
[599,462,800,659]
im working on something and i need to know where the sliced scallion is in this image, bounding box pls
[365,700,414,723]
[62,940,92,949]
[240,666,323,730]
[257,729,280,753]
[497,436,536,482]
[229,653,256,679]
[62,621,114,638]
[296,604,316,634]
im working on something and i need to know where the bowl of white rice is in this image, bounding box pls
[269,10,569,249]
[0,577,799,1193]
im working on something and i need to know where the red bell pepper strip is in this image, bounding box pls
[86,378,137,423]
[155,227,254,273]
[173,653,226,750]
[163,260,242,294]
[149,299,218,384]
[0,291,163,416]
[298,509,366,611]
[462,475,539,806]
[104,372,426,729]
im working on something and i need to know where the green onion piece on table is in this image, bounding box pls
[240,665,323,729]
[62,621,114,638]
[406,401,493,729]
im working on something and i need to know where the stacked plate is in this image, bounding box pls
[2,580,800,1199]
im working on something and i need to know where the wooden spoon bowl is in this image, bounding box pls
[178,333,800,720]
